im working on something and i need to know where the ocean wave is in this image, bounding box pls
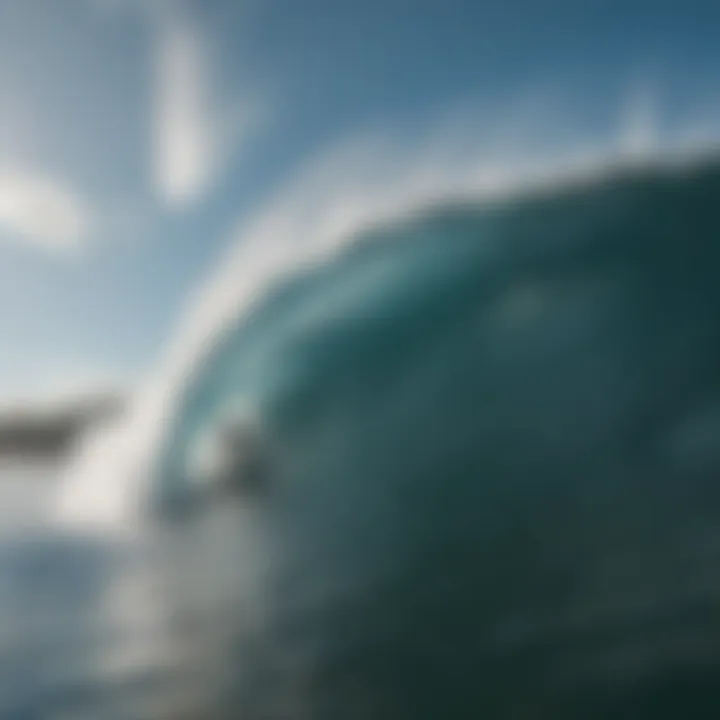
[57,141,720,523]
[150,149,720,716]
[54,141,720,715]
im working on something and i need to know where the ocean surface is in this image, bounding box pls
[0,461,217,720]
[12,153,720,718]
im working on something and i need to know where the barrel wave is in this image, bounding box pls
[149,154,720,717]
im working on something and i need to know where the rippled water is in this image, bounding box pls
[0,462,214,720]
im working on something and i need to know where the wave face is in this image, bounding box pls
[155,156,720,717]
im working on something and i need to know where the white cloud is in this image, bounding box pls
[0,167,90,251]
[91,0,268,208]
[153,7,265,206]
[619,80,660,158]
[153,11,213,204]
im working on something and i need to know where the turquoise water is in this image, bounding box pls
[154,154,720,718]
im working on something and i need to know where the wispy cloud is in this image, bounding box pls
[619,79,661,158]
[89,0,268,208]
[153,10,214,204]
[153,6,265,206]
[0,167,90,251]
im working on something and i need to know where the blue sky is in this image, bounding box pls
[1,0,719,404]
